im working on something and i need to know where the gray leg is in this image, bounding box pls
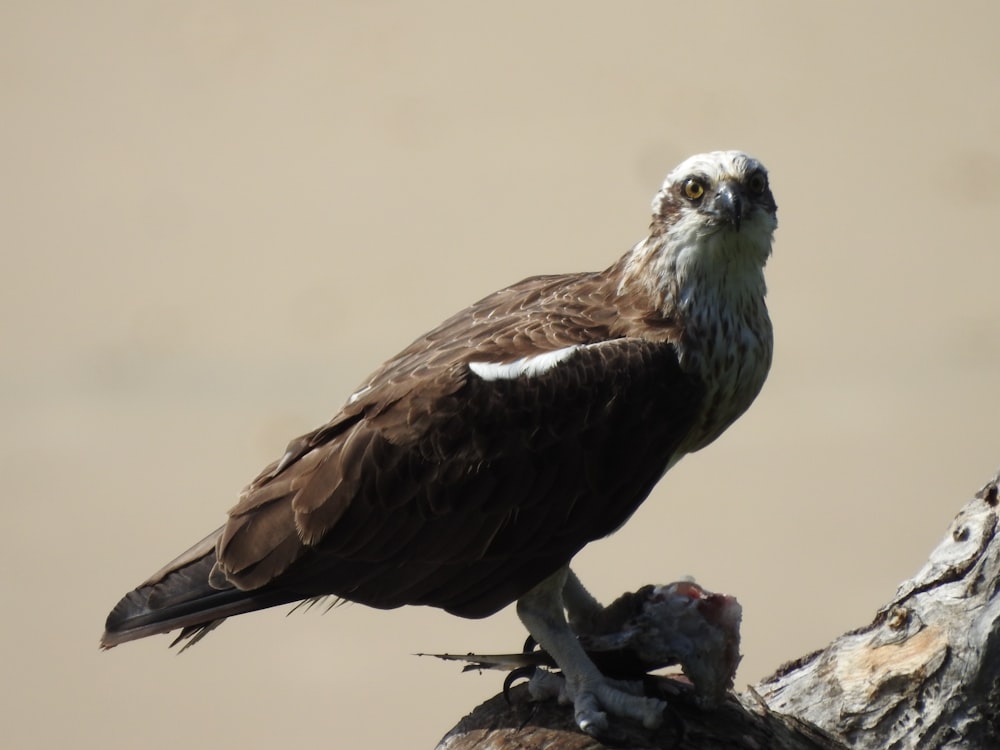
[516,566,666,734]
[562,568,602,628]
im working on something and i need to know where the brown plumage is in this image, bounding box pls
[102,150,777,733]
[103,272,703,642]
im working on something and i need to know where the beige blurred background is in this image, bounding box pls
[3,2,999,748]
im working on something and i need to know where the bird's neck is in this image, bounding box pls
[617,226,774,449]
[620,227,770,329]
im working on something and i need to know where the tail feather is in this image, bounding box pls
[101,547,300,649]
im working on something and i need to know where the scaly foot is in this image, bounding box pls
[527,668,665,734]
[517,567,667,736]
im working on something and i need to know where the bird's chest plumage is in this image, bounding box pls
[674,282,773,455]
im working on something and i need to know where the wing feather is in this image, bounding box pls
[209,270,703,616]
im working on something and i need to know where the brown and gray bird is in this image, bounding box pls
[102,150,777,735]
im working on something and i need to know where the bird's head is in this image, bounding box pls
[651,151,777,249]
[620,150,777,321]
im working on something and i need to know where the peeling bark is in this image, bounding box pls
[436,473,1000,749]
[759,476,1000,749]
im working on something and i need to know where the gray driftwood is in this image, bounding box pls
[436,472,1000,749]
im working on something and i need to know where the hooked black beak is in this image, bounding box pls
[714,182,743,232]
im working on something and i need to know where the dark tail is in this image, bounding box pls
[101,530,301,649]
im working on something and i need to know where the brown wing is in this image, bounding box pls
[213,271,704,618]
[101,269,703,647]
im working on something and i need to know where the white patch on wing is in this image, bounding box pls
[469,345,579,381]
[347,384,372,405]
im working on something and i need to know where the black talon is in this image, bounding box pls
[503,665,537,704]
[522,634,538,653]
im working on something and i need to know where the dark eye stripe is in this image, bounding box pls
[748,172,767,193]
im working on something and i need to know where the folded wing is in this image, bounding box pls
[102,271,704,646]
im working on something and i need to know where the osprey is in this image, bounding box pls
[102,150,777,735]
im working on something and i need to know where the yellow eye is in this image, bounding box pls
[683,178,705,201]
[748,172,767,194]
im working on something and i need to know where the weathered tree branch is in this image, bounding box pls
[759,475,1000,748]
[436,472,1000,749]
